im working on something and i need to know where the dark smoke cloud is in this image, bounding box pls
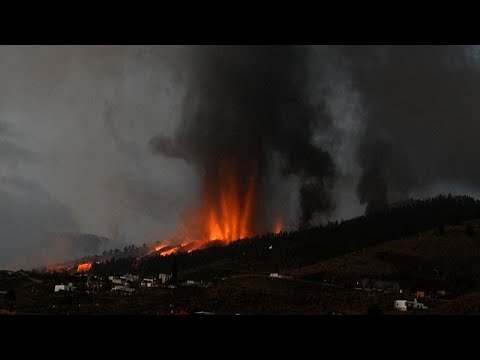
[153,45,336,229]
[339,45,480,211]
[149,135,190,161]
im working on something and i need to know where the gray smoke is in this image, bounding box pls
[5,45,480,270]
[0,46,194,269]
[338,45,480,212]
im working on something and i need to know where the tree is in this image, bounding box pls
[6,289,16,313]
[466,224,475,237]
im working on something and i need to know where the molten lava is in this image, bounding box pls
[274,217,283,234]
[159,247,177,257]
[146,158,282,257]
[200,159,257,244]
[77,262,92,273]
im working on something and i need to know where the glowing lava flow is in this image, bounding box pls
[77,262,92,273]
[274,217,283,234]
[146,158,283,257]
[200,159,257,244]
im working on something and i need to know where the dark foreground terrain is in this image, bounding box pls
[2,224,480,315]
[2,195,480,315]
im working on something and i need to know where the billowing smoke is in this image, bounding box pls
[7,45,480,269]
[339,45,480,212]
[0,46,193,269]
[151,46,336,231]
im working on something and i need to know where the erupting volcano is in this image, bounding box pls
[147,45,336,257]
[200,158,258,243]
[148,158,261,256]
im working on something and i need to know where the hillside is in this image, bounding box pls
[295,219,480,294]
[89,195,480,280]
[4,195,480,314]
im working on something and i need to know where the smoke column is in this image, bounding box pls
[151,45,336,232]
[339,45,480,212]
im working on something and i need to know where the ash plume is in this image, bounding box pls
[339,45,480,212]
[151,45,336,229]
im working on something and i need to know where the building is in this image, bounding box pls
[120,273,134,282]
[159,273,172,284]
[54,283,76,292]
[407,298,428,310]
[394,298,428,311]
[141,278,156,287]
[394,300,408,312]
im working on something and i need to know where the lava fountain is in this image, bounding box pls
[148,157,263,256]
[200,158,258,244]
[147,46,336,257]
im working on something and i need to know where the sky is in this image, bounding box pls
[1,45,479,270]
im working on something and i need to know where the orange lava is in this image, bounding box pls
[159,247,177,256]
[147,158,261,257]
[200,159,257,244]
[77,262,92,273]
[274,217,283,234]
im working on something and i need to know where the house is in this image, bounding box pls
[159,273,172,284]
[120,273,134,282]
[407,298,428,310]
[141,278,156,287]
[54,283,76,292]
[395,298,428,311]
[394,300,408,312]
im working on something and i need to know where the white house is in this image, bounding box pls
[159,273,172,284]
[394,298,428,311]
[407,298,428,310]
[394,300,407,312]
[54,283,76,292]
[141,278,156,287]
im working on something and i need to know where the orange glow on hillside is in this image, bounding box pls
[77,262,92,273]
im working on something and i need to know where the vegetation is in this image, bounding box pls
[90,195,480,277]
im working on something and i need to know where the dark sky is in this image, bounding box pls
[1,45,480,269]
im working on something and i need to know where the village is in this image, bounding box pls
[0,264,456,315]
